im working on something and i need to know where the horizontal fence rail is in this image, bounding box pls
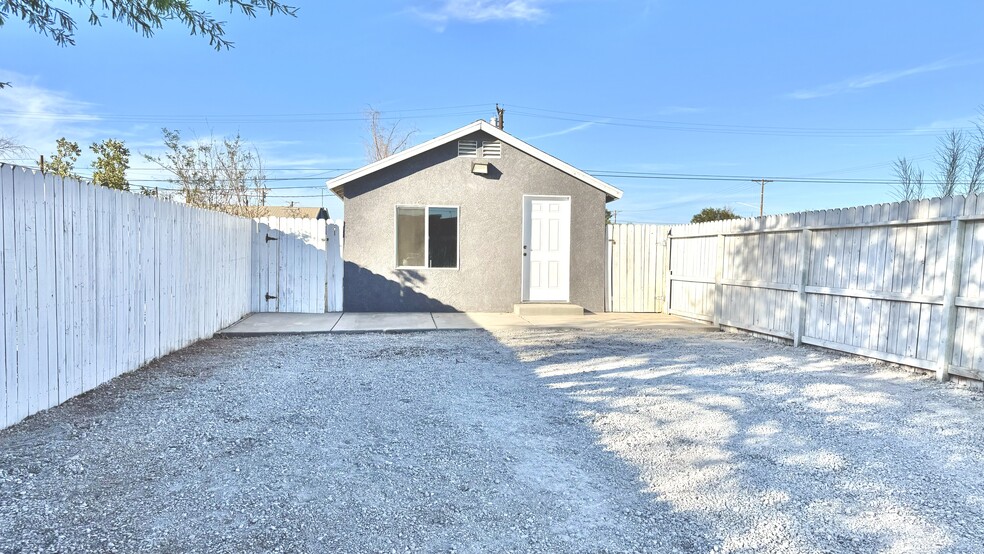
[664,195,984,383]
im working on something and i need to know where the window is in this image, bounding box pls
[396,206,459,268]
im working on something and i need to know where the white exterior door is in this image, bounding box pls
[523,196,571,302]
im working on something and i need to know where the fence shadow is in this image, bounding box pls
[251,218,343,313]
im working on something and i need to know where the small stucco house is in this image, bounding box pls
[327,120,622,313]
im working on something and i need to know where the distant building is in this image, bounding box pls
[260,206,328,219]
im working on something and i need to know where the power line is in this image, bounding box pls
[6,163,931,187]
[585,172,906,185]
[512,111,959,138]
[0,105,493,123]
[2,101,971,138]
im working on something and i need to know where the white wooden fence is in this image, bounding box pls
[0,165,252,430]
[0,166,346,430]
[251,217,343,313]
[663,195,984,383]
[607,224,669,312]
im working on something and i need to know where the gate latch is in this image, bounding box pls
[265,233,279,243]
[265,293,278,301]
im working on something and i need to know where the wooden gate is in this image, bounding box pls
[251,217,343,313]
[606,224,669,312]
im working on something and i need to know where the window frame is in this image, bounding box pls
[394,204,461,270]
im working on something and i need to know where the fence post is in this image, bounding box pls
[938,218,966,382]
[792,228,813,346]
[662,229,672,315]
[713,233,724,327]
[605,224,613,313]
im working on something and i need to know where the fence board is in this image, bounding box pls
[1,166,15,427]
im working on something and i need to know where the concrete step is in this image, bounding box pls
[514,303,585,317]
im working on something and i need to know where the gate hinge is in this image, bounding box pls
[265,293,278,301]
[265,233,279,243]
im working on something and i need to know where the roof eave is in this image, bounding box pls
[325,120,624,201]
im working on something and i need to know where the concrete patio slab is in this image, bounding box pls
[432,312,529,329]
[523,313,718,331]
[332,312,437,332]
[216,312,342,337]
[216,311,717,336]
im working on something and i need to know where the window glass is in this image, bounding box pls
[428,207,458,268]
[396,207,425,267]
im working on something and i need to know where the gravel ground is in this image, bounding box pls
[1,328,983,553]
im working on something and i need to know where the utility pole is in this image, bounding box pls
[39,155,45,174]
[495,104,504,130]
[752,179,773,217]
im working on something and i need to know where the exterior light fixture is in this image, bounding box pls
[316,207,330,220]
[471,161,489,175]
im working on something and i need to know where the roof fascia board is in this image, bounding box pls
[327,120,623,200]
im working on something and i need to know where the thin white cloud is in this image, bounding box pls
[787,59,978,100]
[656,106,704,116]
[412,0,547,27]
[904,114,979,136]
[261,155,363,168]
[619,162,686,172]
[0,70,102,160]
[525,120,601,140]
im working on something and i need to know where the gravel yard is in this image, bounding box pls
[2,328,983,553]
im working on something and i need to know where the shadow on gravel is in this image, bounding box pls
[3,327,982,553]
[0,330,715,553]
[499,328,984,553]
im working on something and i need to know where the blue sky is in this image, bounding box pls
[1,0,982,223]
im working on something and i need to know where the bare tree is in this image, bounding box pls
[145,128,269,218]
[894,108,984,199]
[935,130,965,197]
[363,107,416,162]
[967,119,984,195]
[0,136,28,160]
[892,157,925,201]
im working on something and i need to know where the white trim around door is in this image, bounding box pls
[521,195,572,302]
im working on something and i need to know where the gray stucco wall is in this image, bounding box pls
[340,130,608,313]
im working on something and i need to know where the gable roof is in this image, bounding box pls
[326,120,623,201]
